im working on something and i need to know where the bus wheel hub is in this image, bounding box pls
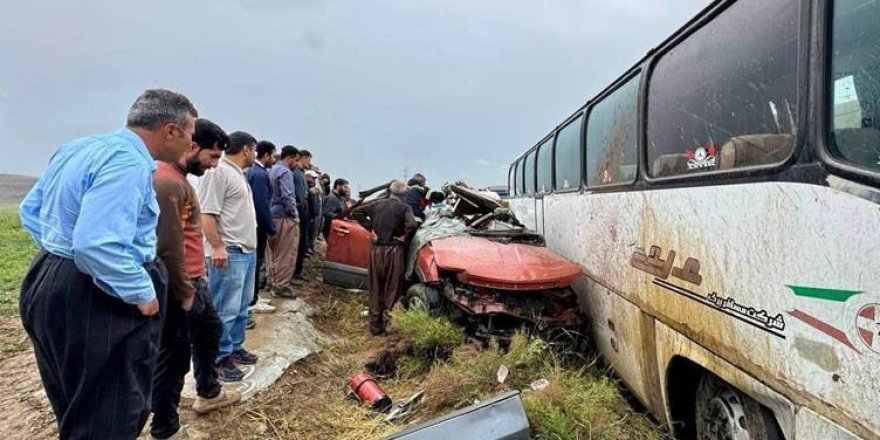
[704,388,750,440]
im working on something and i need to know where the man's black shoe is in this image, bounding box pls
[230,349,259,365]
[217,359,244,382]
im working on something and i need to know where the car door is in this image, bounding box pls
[323,217,372,289]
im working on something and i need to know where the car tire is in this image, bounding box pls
[405,283,443,316]
[694,372,782,440]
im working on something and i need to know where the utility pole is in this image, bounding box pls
[402,167,409,182]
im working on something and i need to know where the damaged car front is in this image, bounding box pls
[323,184,584,337]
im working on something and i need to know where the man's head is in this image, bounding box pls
[299,149,313,169]
[305,170,318,186]
[389,180,407,198]
[126,89,198,163]
[227,131,258,168]
[279,145,300,168]
[333,178,350,197]
[428,190,446,204]
[407,173,427,187]
[256,141,277,167]
[183,118,229,176]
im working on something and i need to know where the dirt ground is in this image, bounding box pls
[0,249,662,440]
[0,316,57,438]
[0,252,376,440]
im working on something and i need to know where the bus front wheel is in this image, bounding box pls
[694,373,782,440]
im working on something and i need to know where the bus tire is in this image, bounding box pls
[694,373,783,440]
[405,283,442,316]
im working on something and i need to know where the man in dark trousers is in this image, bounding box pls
[247,140,277,316]
[18,89,196,439]
[267,145,301,298]
[291,149,311,282]
[151,118,241,439]
[351,180,418,335]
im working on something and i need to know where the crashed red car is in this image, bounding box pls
[323,184,583,335]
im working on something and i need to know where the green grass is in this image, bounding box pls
[390,311,662,438]
[390,308,467,354]
[0,211,36,316]
[418,331,663,439]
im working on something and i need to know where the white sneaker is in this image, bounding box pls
[259,296,273,306]
[249,297,276,314]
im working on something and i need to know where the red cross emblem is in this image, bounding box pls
[856,304,880,353]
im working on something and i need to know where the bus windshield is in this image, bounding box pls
[830,0,880,173]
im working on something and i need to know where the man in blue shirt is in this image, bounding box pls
[267,145,301,297]
[247,140,277,316]
[19,89,198,440]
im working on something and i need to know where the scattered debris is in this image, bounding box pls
[349,372,393,411]
[384,390,425,424]
[496,365,510,384]
[382,390,530,440]
[529,378,550,391]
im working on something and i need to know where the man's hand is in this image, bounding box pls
[212,247,229,269]
[181,296,194,312]
[138,298,160,316]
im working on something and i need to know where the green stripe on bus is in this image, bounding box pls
[787,285,861,302]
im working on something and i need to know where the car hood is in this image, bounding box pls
[425,235,582,290]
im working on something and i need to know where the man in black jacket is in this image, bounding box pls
[351,180,418,335]
[292,150,311,282]
[322,178,349,240]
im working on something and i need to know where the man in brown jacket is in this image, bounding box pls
[151,119,241,439]
[351,180,418,335]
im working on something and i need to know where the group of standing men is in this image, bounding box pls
[17,89,345,440]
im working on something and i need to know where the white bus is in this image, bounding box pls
[507,0,879,438]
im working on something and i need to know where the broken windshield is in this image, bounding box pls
[829,0,880,173]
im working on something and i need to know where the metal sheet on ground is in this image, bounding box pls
[382,391,530,440]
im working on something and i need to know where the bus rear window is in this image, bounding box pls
[830,0,880,173]
[647,0,799,178]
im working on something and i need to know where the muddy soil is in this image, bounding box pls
[0,317,56,439]
[0,252,331,440]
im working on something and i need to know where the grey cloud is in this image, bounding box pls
[0,0,709,190]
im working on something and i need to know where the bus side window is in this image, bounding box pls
[516,158,526,196]
[525,151,537,195]
[586,75,640,186]
[537,139,554,194]
[829,0,880,173]
[555,114,584,190]
[509,163,518,197]
[647,0,799,177]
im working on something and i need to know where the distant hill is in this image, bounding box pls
[0,174,37,207]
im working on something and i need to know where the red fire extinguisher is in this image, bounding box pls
[349,372,392,410]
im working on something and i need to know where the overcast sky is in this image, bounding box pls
[1,0,708,191]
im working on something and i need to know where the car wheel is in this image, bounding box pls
[694,373,782,440]
[405,283,442,316]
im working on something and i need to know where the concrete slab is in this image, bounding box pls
[181,295,325,402]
